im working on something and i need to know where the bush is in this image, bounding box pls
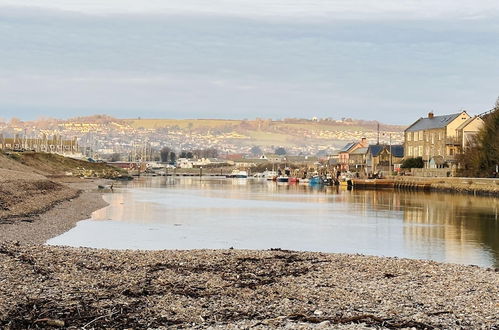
[459,98,499,177]
[400,157,424,169]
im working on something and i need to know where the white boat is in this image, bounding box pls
[263,170,277,180]
[228,170,248,178]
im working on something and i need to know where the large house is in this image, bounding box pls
[366,144,404,174]
[338,138,368,171]
[404,111,483,168]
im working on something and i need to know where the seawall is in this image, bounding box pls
[353,177,499,196]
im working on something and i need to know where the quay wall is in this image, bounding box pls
[394,176,499,196]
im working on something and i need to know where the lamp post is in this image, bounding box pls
[200,166,203,179]
[389,133,392,175]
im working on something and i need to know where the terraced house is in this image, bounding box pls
[404,111,483,168]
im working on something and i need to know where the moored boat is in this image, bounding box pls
[227,170,248,178]
[276,176,289,183]
[309,175,324,185]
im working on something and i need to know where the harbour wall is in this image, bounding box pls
[353,177,499,196]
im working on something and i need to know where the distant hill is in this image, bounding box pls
[2,116,406,154]
[125,118,406,148]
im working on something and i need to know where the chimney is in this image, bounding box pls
[428,112,434,119]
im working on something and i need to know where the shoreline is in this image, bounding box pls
[0,178,110,245]
[1,177,498,328]
[352,177,499,197]
[1,243,498,329]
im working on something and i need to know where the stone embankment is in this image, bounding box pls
[394,176,499,196]
[353,177,499,196]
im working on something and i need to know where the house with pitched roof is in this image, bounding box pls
[366,144,404,174]
[338,138,368,171]
[404,111,482,168]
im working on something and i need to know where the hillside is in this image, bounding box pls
[0,152,126,221]
[4,152,127,178]
[126,118,406,149]
[0,168,78,220]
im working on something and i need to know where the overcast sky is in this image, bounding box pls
[1,1,498,124]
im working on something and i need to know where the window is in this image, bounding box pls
[419,131,423,141]
[418,146,423,156]
[431,133,435,144]
[407,133,412,141]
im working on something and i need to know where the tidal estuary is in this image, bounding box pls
[48,177,499,268]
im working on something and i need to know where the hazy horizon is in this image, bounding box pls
[1,1,499,124]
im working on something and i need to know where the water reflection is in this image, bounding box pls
[48,177,499,267]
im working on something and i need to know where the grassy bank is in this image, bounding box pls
[0,152,123,221]
[3,152,127,178]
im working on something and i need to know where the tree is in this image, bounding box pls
[275,147,287,155]
[400,157,424,169]
[169,152,176,164]
[180,150,194,159]
[459,98,499,177]
[192,148,218,158]
[109,153,121,162]
[250,146,263,156]
[160,147,172,163]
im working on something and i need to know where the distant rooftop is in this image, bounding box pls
[367,144,404,158]
[405,112,464,132]
[350,147,368,155]
[339,142,357,153]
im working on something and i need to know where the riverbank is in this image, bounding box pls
[1,157,498,329]
[0,177,109,244]
[1,243,498,329]
[353,177,499,196]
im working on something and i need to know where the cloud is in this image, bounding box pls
[0,3,498,122]
[2,0,499,20]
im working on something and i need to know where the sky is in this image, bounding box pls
[1,1,499,124]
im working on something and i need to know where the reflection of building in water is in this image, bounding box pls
[400,193,499,267]
[341,190,498,267]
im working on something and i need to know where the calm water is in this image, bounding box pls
[47,177,499,268]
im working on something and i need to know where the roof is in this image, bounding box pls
[389,145,404,158]
[367,144,384,157]
[339,142,357,153]
[405,112,463,132]
[350,147,368,155]
[367,144,404,158]
[456,116,483,131]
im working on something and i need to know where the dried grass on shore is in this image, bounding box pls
[1,243,497,329]
[0,169,79,221]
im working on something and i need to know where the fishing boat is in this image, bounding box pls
[276,176,289,183]
[309,175,325,185]
[263,170,278,181]
[227,170,248,178]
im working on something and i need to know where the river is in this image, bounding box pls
[47,177,499,268]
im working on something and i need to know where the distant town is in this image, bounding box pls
[0,115,403,159]
[0,109,492,178]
